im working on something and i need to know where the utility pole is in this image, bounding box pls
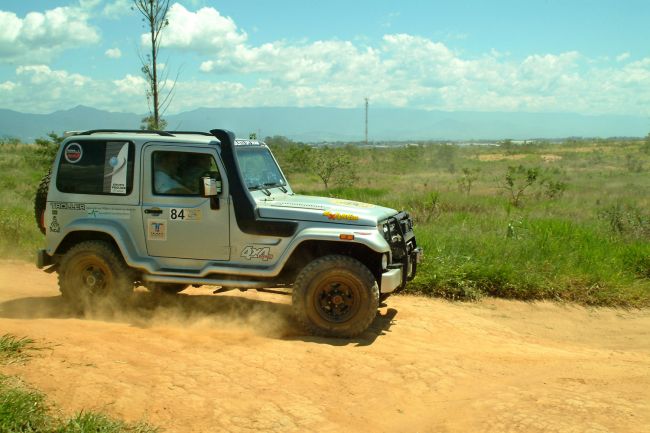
[364,97,369,145]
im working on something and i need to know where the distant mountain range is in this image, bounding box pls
[0,105,648,143]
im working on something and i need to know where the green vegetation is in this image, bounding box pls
[270,136,650,307]
[0,334,157,433]
[0,335,37,364]
[0,375,157,433]
[1,135,650,307]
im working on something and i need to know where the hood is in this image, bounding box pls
[256,194,397,226]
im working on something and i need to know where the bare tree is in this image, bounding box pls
[133,0,176,130]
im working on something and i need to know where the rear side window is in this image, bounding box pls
[56,140,135,195]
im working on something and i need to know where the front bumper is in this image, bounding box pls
[381,247,423,294]
[381,268,403,294]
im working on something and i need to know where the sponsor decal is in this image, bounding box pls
[64,142,83,163]
[86,207,132,219]
[169,208,202,221]
[323,210,360,221]
[147,218,167,241]
[51,202,86,211]
[329,199,374,208]
[241,246,274,261]
[103,142,129,194]
[49,216,60,233]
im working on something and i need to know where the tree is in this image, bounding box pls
[133,0,175,130]
[457,167,480,195]
[310,146,356,190]
[33,132,65,170]
[501,165,539,207]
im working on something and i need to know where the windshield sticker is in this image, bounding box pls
[103,142,129,194]
[241,246,273,261]
[323,211,360,221]
[147,218,167,241]
[169,208,202,221]
[64,143,83,163]
[329,199,374,208]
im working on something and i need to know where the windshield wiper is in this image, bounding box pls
[264,182,288,193]
[249,184,271,196]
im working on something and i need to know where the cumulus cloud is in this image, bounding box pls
[153,4,649,115]
[1,4,649,116]
[102,0,132,19]
[0,6,100,64]
[616,52,630,62]
[146,3,246,54]
[105,47,122,59]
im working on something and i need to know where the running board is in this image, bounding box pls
[143,274,269,289]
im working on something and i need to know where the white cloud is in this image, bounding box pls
[616,52,630,62]
[147,3,246,54]
[0,81,16,91]
[102,0,131,19]
[0,6,100,64]
[113,74,146,96]
[105,47,122,59]
[1,4,649,117]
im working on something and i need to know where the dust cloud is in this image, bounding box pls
[1,260,649,433]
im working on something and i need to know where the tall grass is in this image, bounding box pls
[279,138,650,307]
[2,137,650,306]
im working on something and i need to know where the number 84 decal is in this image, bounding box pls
[241,246,274,261]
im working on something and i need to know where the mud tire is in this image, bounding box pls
[34,170,51,234]
[292,255,379,338]
[58,241,134,308]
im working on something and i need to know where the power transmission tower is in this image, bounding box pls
[364,97,369,145]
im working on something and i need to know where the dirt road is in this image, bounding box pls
[1,260,649,432]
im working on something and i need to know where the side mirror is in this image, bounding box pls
[201,176,222,197]
[201,176,222,210]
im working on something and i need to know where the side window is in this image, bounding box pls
[56,140,135,195]
[152,151,220,196]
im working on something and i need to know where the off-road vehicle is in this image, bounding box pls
[35,129,422,337]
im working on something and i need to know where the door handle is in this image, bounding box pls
[144,208,163,215]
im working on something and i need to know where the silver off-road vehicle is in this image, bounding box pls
[35,129,422,337]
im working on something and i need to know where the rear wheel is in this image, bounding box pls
[292,255,379,338]
[58,241,134,308]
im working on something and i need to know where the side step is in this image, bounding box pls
[143,274,269,289]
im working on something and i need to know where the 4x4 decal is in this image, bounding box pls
[240,246,273,261]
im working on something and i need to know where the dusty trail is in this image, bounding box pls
[0,260,649,432]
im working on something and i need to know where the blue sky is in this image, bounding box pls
[1,0,649,116]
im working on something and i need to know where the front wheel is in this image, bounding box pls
[58,241,134,309]
[292,255,379,338]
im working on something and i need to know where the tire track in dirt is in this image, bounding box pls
[1,260,649,432]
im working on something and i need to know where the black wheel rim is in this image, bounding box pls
[313,275,361,323]
[70,257,112,296]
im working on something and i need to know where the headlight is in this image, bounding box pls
[381,253,389,270]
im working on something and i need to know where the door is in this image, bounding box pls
[141,145,230,260]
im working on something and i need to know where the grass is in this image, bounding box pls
[0,334,157,433]
[1,137,650,307]
[0,335,37,364]
[0,375,158,433]
[275,138,650,307]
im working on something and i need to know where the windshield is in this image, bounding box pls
[235,146,287,190]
